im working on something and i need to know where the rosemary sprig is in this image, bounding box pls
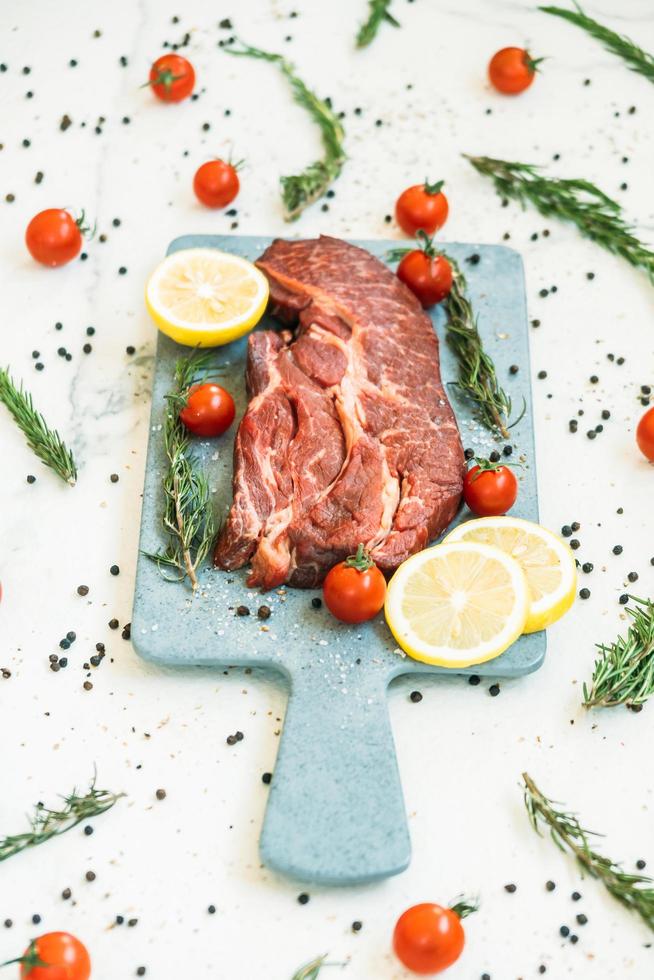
[540,3,654,83]
[0,367,77,485]
[444,257,521,439]
[583,596,654,709]
[291,955,329,980]
[356,0,400,48]
[523,772,654,932]
[225,41,345,220]
[465,155,654,282]
[0,776,123,863]
[143,350,216,591]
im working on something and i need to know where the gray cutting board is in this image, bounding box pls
[132,235,543,886]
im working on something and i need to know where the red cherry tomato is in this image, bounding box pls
[25,209,85,267]
[395,180,449,237]
[463,461,518,517]
[398,250,453,307]
[19,932,91,980]
[636,406,654,461]
[193,160,240,208]
[180,383,235,437]
[488,47,539,95]
[148,54,195,102]
[393,903,465,975]
[323,546,386,624]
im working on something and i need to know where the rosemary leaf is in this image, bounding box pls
[583,596,654,709]
[465,154,654,282]
[443,258,521,439]
[0,367,77,485]
[291,955,329,980]
[0,777,123,863]
[523,772,654,932]
[225,42,345,220]
[356,0,400,48]
[540,4,654,83]
[145,349,217,591]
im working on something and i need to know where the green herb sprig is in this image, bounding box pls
[583,596,654,709]
[465,155,654,282]
[225,41,345,220]
[291,955,329,980]
[0,367,77,485]
[0,776,123,863]
[143,350,217,591]
[445,258,521,438]
[356,0,400,48]
[540,3,654,84]
[523,772,654,932]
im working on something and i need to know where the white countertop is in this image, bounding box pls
[1,1,654,977]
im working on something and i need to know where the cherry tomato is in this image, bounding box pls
[488,47,540,95]
[180,383,235,438]
[193,160,240,208]
[25,209,85,267]
[398,250,452,307]
[393,903,465,975]
[395,180,449,237]
[463,460,518,517]
[636,406,654,462]
[19,932,91,980]
[323,545,386,623]
[148,54,195,102]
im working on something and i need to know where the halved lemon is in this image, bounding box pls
[385,541,529,668]
[444,517,577,633]
[145,248,269,347]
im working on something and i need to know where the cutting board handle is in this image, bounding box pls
[259,664,410,885]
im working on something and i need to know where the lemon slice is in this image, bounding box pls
[145,248,269,347]
[444,517,577,633]
[385,542,529,668]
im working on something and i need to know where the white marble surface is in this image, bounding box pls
[1,1,654,977]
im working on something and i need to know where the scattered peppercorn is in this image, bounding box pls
[489,683,500,697]
[62,888,71,900]
[311,597,322,608]
[109,618,119,629]
[561,525,572,537]
[576,913,588,925]
[409,691,422,703]
[570,540,580,550]
[571,891,582,901]
[560,925,570,937]
[579,588,590,599]
[612,545,623,555]
[619,594,629,605]
[628,571,638,582]
[236,605,250,616]
[352,920,363,932]
[262,772,272,785]
[504,883,517,893]
[468,675,481,686]
[537,370,547,379]
[85,870,96,882]
[545,880,556,892]
[297,893,310,905]
[257,605,271,620]
[156,788,166,800]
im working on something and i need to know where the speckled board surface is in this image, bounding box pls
[132,235,543,886]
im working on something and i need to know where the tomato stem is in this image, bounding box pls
[467,456,522,481]
[143,68,187,91]
[75,208,96,239]
[1,940,49,970]
[450,897,479,920]
[525,52,546,74]
[344,543,375,572]
[424,178,444,196]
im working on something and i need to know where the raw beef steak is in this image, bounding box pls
[214,236,464,589]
